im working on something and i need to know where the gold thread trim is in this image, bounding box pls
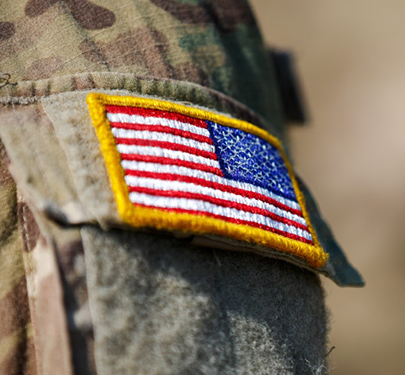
[86,93,328,268]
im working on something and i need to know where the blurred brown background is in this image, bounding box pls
[250,1,405,374]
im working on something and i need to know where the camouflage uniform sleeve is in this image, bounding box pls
[0,141,37,374]
[0,1,361,374]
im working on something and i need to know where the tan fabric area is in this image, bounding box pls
[42,91,118,226]
[21,231,73,375]
[0,104,79,219]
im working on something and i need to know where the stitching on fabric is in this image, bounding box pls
[22,203,32,252]
[86,93,328,268]
[126,193,313,243]
[123,170,302,215]
[206,120,296,200]
[125,177,307,225]
[0,72,271,130]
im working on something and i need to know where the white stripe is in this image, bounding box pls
[127,177,308,227]
[117,145,220,168]
[122,161,301,211]
[111,128,215,153]
[107,112,210,138]
[129,192,312,241]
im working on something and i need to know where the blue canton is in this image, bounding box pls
[206,121,296,200]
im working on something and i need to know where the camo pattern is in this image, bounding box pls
[16,199,74,375]
[0,102,97,375]
[15,193,94,375]
[0,143,37,375]
[0,1,294,374]
[0,0,283,127]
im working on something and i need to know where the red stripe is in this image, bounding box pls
[132,203,313,245]
[128,186,309,232]
[124,170,303,217]
[110,122,212,145]
[114,138,217,160]
[106,106,207,128]
[120,154,224,177]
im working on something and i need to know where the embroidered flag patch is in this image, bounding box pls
[87,94,327,268]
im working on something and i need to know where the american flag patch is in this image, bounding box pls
[87,94,327,267]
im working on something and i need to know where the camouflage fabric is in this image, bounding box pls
[0,0,283,133]
[0,142,36,375]
[0,1,362,374]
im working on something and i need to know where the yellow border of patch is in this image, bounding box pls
[86,93,327,268]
